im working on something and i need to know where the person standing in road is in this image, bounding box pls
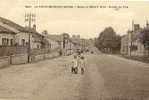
[71,55,78,74]
[79,56,85,75]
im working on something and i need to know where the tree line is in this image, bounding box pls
[95,27,121,54]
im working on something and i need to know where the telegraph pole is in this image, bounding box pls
[25,13,36,63]
[130,20,134,56]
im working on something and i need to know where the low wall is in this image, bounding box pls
[11,54,28,65]
[44,53,53,59]
[0,51,60,68]
[32,52,60,62]
[0,56,10,68]
[33,54,45,62]
[52,52,59,57]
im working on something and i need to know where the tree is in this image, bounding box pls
[140,28,149,56]
[95,27,121,53]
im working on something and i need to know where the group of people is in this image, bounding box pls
[71,54,85,75]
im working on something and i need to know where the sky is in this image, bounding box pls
[0,0,149,38]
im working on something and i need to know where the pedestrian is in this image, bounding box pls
[71,55,78,74]
[79,56,85,75]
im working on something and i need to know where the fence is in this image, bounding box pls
[0,56,10,68]
[30,47,60,55]
[30,48,60,62]
[0,46,27,56]
[10,54,28,65]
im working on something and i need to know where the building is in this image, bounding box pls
[42,33,60,51]
[72,35,80,39]
[121,23,149,57]
[0,17,44,49]
[62,33,73,55]
[0,25,16,46]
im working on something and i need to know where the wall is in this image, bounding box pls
[0,56,10,68]
[0,46,27,56]
[32,51,60,62]
[0,33,15,45]
[120,35,128,55]
[44,53,53,59]
[15,32,30,46]
[0,50,60,68]
[33,54,45,62]
[46,38,60,50]
[11,54,28,65]
[131,41,148,57]
[31,33,42,49]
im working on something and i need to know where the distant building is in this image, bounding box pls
[42,33,60,50]
[121,35,129,55]
[121,22,149,57]
[62,33,74,55]
[72,35,80,39]
[43,33,74,56]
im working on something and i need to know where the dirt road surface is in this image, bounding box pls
[0,51,149,100]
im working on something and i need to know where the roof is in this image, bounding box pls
[0,17,42,37]
[0,25,15,34]
[23,27,43,37]
[46,34,63,42]
[0,17,25,32]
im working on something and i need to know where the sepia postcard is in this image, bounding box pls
[0,0,149,100]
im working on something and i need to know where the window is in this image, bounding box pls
[7,39,9,45]
[2,38,7,46]
[21,39,25,46]
[10,39,13,46]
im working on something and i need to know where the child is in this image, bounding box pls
[71,55,78,74]
[79,56,85,75]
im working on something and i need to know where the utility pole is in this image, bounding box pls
[130,20,134,56]
[25,13,36,63]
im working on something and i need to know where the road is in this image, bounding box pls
[0,51,149,100]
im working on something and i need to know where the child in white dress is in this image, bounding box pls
[71,55,78,74]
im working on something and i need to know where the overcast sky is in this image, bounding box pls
[0,0,149,38]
